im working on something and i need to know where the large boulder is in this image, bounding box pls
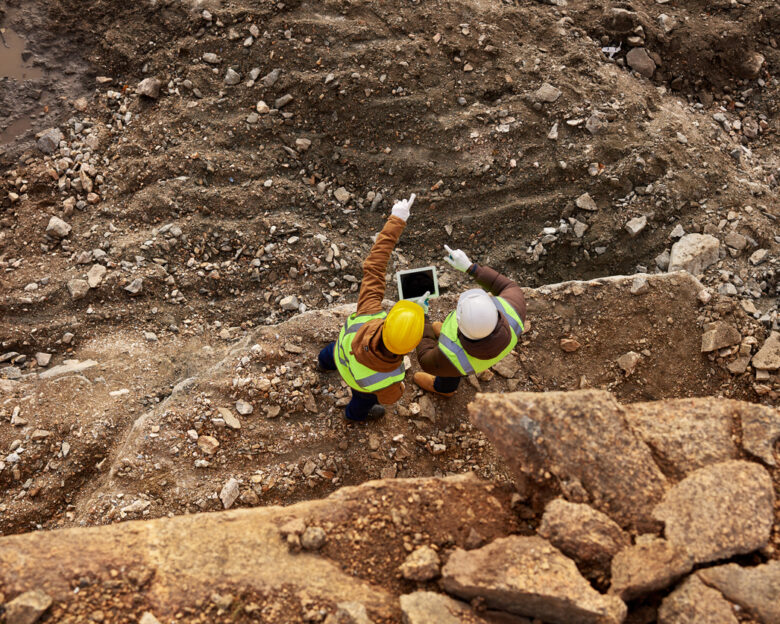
[625,399,738,480]
[697,561,780,624]
[440,535,627,624]
[608,536,693,601]
[658,576,738,624]
[469,390,667,531]
[537,499,630,571]
[652,460,774,564]
[739,402,780,466]
[668,234,720,275]
[3,590,53,624]
[399,592,510,624]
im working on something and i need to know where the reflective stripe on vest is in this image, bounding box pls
[335,312,405,392]
[437,296,524,376]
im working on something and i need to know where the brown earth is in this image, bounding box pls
[0,0,778,621]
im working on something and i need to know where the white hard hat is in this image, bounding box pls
[456,289,498,340]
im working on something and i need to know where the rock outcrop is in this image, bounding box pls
[440,536,627,624]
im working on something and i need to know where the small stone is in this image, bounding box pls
[4,589,53,624]
[334,187,351,203]
[534,83,561,103]
[197,435,219,455]
[749,249,769,266]
[724,232,747,251]
[67,279,90,300]
[224,68,241,85]
[87,264,107,288]
[219,478,240,509]
[301,526,327,550]
[280,295,299,311]
[560,338,582,353]
[617,351,641,376]
[262,68,281,87]
[493,353,519,378]
[585,114,606,135]
[216,407,241,430]
[136,78,162,99]
[295,138,312,152]
[626,47,656,77]
[124,278,143,295]
[575,192,598,212]
[275,94,294,109]
[326,602,374,624]
[701,322,741,353]
[235,400,254,415]
[46,216,71,239]
[630,276,650,295]
[399,546,441,581]
[668,234,720,275]
[37,128,63,154]
[625,215,647,237]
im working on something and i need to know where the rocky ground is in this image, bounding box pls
[1,0,779,621]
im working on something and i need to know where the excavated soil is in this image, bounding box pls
[1,0,778,580]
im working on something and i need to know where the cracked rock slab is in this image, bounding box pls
[697,561,780,624]
[658,575,738,624]
[399,591,513,624]
[625,399,738,480]
[609,536,693,602]
[538,498,630,571]
[440,535,627,624]
[469,390,667,532]
[652,460,774,564]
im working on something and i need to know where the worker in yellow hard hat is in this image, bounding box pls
[318,194,425,422]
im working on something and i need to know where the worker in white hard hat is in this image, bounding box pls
[414,245,526,396]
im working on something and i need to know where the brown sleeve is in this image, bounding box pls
[375,381,404,404]
[416,322,463,377]
[356,215,406,315]
[471,264,526,324]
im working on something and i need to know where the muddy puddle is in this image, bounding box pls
[0,25,44,81]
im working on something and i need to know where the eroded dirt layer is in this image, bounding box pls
[1,0,777,354]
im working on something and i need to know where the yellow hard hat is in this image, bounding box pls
[382,300,425,355]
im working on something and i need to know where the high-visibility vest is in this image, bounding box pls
[335,311,406,393]
[437,296,524,375]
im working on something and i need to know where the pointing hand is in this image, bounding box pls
[443,245,472,272]
[391,193,416,222]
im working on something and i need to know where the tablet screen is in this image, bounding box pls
[399,268,436,299]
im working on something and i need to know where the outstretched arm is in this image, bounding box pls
[355,195,415,315]
[443,245,526,323]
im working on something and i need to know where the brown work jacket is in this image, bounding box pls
[416,265,526,378]
[347,215,406,404]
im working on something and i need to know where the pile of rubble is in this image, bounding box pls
[1,389,778,623]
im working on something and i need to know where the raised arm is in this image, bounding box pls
[355,195,415,315]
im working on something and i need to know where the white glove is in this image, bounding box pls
[409,290,431,315]
[391,193,416,222]
[444,245,472,272]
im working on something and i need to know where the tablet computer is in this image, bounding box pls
[396,266,439,300]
